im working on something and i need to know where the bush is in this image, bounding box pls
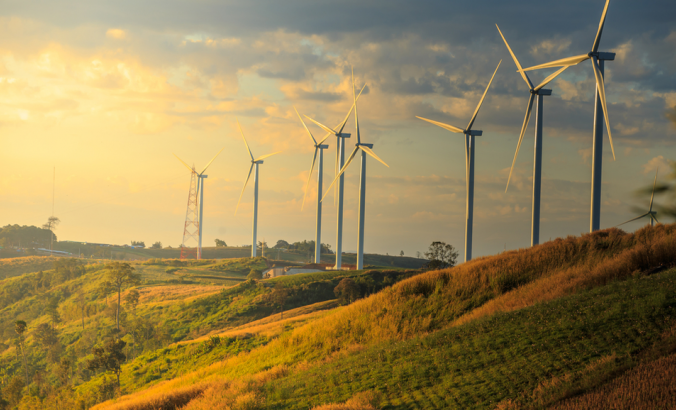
[247,269,263,280]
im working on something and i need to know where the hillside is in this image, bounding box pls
[2,224,675,409]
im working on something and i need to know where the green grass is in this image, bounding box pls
[264,269,676,409]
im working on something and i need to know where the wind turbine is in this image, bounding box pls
[497,24,569,246]
[234,119,281,258]
[521,0,616,233]
[320,68,390,270]
[295,106,331,263]
[617,168,660,228]
[416,60,501,263]
[175,148,224,259]
[304,83,366,269]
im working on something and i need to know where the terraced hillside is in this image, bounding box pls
[88,224,676,410]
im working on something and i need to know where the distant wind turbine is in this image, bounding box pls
[497,24,569,246]
[175,148,224,259]
[304,83,366,269]
[522,0,616,233]
[321,68,390,270]
[234,119,282,257]
[295,106,331,263]
[617,168,660,227]
[416,60,501,262]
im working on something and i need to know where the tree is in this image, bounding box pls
[105,262,141,331]
[214,239,227,247]
[416,251,422,259]
[271,283,288,319]
[87,338,126,388]
[247,269,263,280]
[45,296,61,327]
[274,239,289,248]
[33,323,58,349]
[131,241,145,247]
[424,241,459,270]
[42,216,60,251]
[15,321,29,385]
[151,241,162,249]
[76,289,87,331]
[124,289,140,312]
[334,278,360,305]
[1,376,23,409]
[400,250,404,257]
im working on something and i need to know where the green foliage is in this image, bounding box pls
[214,239,227,247]
[274,240,289,248]
[334,278,360,305]
[150,242,162,249]
[247,269,263,280]
[0,224,54,249]
[424,241,459,269]
[87,338,127,386]
[131,241,145,247]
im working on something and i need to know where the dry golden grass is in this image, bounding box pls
[311,390,382,410]
[134,285,223,304]
[549,353,676,410]
[187,300,341,342]
[94,225,676,410]
[90,383,207,410]
[0,255,58,278]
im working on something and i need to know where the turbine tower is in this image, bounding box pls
[295,107,331,263]
[497,25,569,246]
[416,60,501,262]
[322,68,390,270]
[617,168,660,228]
[522,0,616,233]
[175,148,224,259]
[304,83,365,269]
[235,119,281,258]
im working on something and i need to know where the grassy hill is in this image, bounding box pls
[2,224,675,409]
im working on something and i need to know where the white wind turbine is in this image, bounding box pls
[521,0,616,233]
[304,83,366,269]
[617,168,660,228]
[295,106,331,263]
[416,60,501,263]
[174,148,224,259]
[234,119,281,258]
[497,24,569,246]
[321,68,389,270]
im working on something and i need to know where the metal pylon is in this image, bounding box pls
[180,171,200,259]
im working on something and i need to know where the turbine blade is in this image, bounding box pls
[649,167,658,212]
[334,136,339,205]
[361,146,389,168]
[317,132,331,145]
[254,151,282,162]
[416,116,464,133]
[616,212,651,227]
[337,84,366,135]
[496,24,533,89]
[199,147,225,175]
[506,93,535,192]
[237,118,254,161]
[522,54,590,72]
[352,67,360,144]
[591,57,615,160]
[301,148,319,211]
[592,0,610,53]
[534,66,569,91]
[322,146,359,202]
[174,154,194,173]
[294,106,317,145]
[652,214,660,224]
[467,59,501,131]
[305,115,337,135]
[235,163,254,215]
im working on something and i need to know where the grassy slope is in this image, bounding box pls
[92,224,676,410]
[0,256,59,279]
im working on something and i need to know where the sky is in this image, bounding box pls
[1,0,675,258]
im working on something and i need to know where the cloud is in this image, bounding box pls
[106,28,126,39]
[642,156,672,175]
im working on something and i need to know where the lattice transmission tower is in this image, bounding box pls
[180,171,200,260]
